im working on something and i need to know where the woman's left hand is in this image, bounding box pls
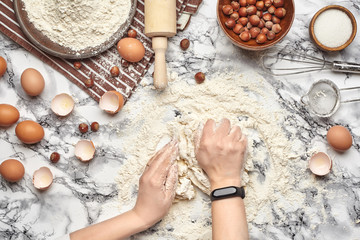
[132,139,179,228]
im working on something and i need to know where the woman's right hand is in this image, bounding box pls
[132,139,179,229]
[194,119,247,191]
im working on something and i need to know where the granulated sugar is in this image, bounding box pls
[314,9,353,48]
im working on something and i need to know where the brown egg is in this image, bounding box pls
[15,120,44,144]
[0,56,7,78]
[0,104,20,127]
[326,125,352,152]
[0,159,25,182]
[117,38,145,63]
[21,68,45,96]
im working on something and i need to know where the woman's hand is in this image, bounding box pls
[194,119,247,191]
[132,139,179,229]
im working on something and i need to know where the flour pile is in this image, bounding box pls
[116,72,305,238]
[23,0,131,50]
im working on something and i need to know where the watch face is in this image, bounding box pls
[213,187,237,197]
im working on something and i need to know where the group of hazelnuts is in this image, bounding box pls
[222,0,286,44]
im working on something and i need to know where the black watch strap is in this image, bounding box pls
[210,186,245,202]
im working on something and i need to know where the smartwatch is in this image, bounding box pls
[210,186,245,202]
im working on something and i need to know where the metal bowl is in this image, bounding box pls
[13,0,137,59]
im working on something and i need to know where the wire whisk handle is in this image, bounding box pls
[332,61,360,74]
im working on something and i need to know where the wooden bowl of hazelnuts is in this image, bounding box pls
[217,0,295,51]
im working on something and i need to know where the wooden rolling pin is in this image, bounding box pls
[144,0,177,90]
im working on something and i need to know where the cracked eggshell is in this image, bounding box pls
[309,152,332,176]
[51,93,75,116]
[75,140,96,162]
[99,91,124,114]
[33,167,53,190]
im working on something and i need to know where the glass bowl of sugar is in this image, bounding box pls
[309,5,357,52]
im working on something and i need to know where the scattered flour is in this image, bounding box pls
[22,0,131,51]
[115,72,309,238]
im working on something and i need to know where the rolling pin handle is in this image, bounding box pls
[152,37,168,90]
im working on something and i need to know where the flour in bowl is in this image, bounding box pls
[22,0,131,51]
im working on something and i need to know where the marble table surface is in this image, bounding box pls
[1,0,360,239]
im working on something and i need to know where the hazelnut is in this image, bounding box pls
[225,18,236,29]
[230,12,240,21]
[267,31,276,40]
[79,123,88,133]
[238,17,248,26]
[84,78,94,88]
[247,0,256,5]
[249,15,260,26]
[233,24,244,34]
[272,16,281,24]
[121,59,129,68]
[110,66,120,77]
[239,7,247,17]
[256,1,264,10]
[273,0,284,8]
[256,33,267,44]
[239,27,249,34]
[194,72,205,84]
[180,39,190,50]
[274,8,286,18]
[249,27,260,39]
[240,31,251,41]
[263,13,272,21]
[261,28,269,35]
[258,19,265,28]
[264,0,273,8]
[272,23,282,33]
[127,29,137,38]
[239,0,247,7]
[246,22,253,29]
[50,152,60,163]
[222,5,233,15]
[265,21,273,30]
[74,62,82,70]
[91,122,99,132]
[268,5,276,14]
[246,5,257,15]
[256,10,263,18]
[231,1,240,11]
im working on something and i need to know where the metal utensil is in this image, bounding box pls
[301,79,360,117]
[262,49,360,76]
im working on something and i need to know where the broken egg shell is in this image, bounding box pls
[75,140,96,162]
[51,93,75,117]
[99,91,124,114]
[33,167,53,190]
[309,152,332,176]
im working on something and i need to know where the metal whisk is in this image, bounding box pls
[262,49,360,76]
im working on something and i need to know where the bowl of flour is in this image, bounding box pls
[14,0,137,59]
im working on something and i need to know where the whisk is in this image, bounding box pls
[262,49,360,76]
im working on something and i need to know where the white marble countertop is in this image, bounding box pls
[1,0,360,239]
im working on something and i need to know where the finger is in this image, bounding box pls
[216,118,231,137]
[147,140,179,182]
[165,163,178,200]
[201,119,216,140]
[194,123,204,152]
[229,125,242,141]
[146,139,177,168]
